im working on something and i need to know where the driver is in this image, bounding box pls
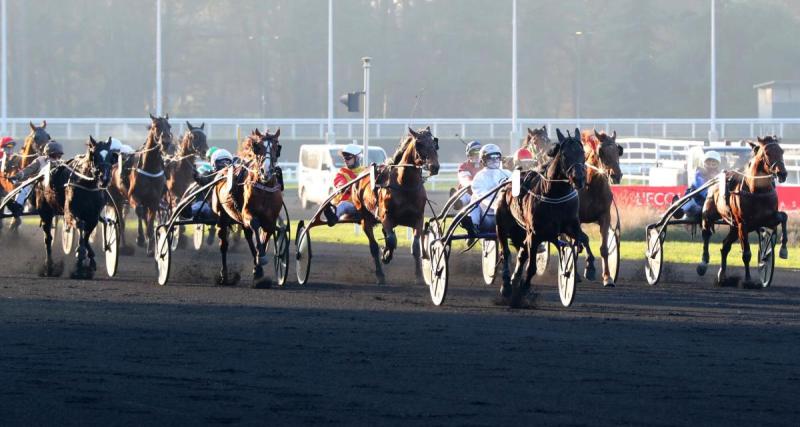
[454,140,482,209]
[323,144,364,226]
[461,144,511,236]
[676,150,721,219]
[0,136,18,175]
[8,141,64,215]
[186,149,233,219]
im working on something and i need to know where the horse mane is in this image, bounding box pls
[580,130,600,153]
[392,135,414,164]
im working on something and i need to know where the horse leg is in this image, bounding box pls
[243,226,265,287]
[509,235,530,308]
[71,221,89,279]
[40,216,60,277]
[411,220,423,285]
[362,219,385,285]
[135,205,146,247]
[86,224,97,272]
[738,224,753,284]
[777,212,788,259]
[144,208,157,257]
[522,237,541,295]
[498,236,513,298]
[598,215,614,287]
[248,218,267,267]
[380,219,397,264]
[215,221,239,286]
[716,227,738,285]
[206,224,216,245]
[697,223,713,277]
[577,229,595,282]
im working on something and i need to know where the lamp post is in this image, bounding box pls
[510,0,518,153]
[1,0,7,134]
[574,31,583,127]
[326,0,335,144]
[708,0,719,142]
[362,57,371,156]
[155,0,163,116]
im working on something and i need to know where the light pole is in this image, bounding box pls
[1,0,7,134]
[510,0,518,153]
[362,57,371,157]
[574,31,583,127]
[155,0,163,116]
[326,0,335,144]
[708,0,719,142]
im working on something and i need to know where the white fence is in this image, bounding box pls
[6,117,800,142]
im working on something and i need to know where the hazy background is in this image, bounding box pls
[7,0,799,120]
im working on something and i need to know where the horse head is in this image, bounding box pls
[87,135,114,187]
[526,126,551,153]
[751,136,787,183]
[592,129,624,184]
[27,120,51,154]
[248,128,282,184]
[148,113,173,154]
[407,126,440,176]
[552,128,586,190]
[182,121,208,156]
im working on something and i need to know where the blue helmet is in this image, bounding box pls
[465,140,481,156]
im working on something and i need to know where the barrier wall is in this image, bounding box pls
[611,185,800,211]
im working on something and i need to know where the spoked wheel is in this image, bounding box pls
[272,204,291,287]
[607,224,621,284]
[644,227,664,286]
[557,240,578,307]
[61,217,75,255]
[429,239,449,306]
[170,225,180,251]
[758,227,777,288]
[101,205,120,277]
[155,225,172,286]
[535,243,550,276]
[295,221,311,285]
[193,224,205,250]
[421,222,440,287]
[481,238,498,286]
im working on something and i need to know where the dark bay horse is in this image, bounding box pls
[698,136,789,285]
[165,122,208,247]
[495,128,587,306]
[212,128,283,287]
[64,136,114,279]
[128,127,167,256]
[351,126,440,285]
[578,129,624,287]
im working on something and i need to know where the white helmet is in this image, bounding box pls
[120,144,135,155]
[210,148,233,164]
[479,144,502,160]
[109,138,123,152]
[341,144,363,157]
[704,150,721,163]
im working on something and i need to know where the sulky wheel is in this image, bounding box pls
[61,218,75,255]
[155,225,172,286]
[535,242,550,275]
[421,221,442,287]
[758,227,776,288]
[644,227,664,286]
[607,224,621,284]
[481,238,498,286]
[193,224,205,250]
[429,239,449,306]
[295,221,312,285]
[557,241,578,307]
[273,203,291,287]
[102,205,120,277]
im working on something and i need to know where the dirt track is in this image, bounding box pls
[1,223,800,426]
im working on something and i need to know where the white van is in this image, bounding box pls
[297,144,388,209]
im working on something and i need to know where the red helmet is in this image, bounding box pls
[514,147,533,162]
[0,136,15,148]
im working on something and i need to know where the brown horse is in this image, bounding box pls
[495,128,587,306]
[64,136,114,279]
[129,126,168,256]
[20,121,51,169]
[698,136,789,285]
[351,126,440,285]
[525,126,552,166]
[164,122,208,247]
[212,128,283,287]
[577,129,624,287]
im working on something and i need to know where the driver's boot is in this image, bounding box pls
[323,205,338,227]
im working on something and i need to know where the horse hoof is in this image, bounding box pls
[603,279,615,288]
[253,265,264,280]
[715,270,726,287]
[697,263,708,276]
[258,256,268,266]
[584,265,596,281]
[252,278,272,289]
[779,246,788,259]
[376,274,386,285]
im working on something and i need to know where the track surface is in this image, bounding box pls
[1,221,799,426]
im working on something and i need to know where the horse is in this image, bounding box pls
[20,121,51,169]
[495,128,587,307]
[164,121,208,248]
[129,124,168,256]
[577,129,624,287]
[698,136,789,285]
[525,126,552,166]
[108,114,171,254]
[351,126,440,285]
[212,128,283,287]
[63,136,114,279]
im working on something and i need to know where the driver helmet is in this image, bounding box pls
[703,150,721,166]
[109,138,123,153]
[44,141,64,157]
[206,146,220,160]
[120,144,135,155]
[210,148,233,169]
[0,136,15,149]
[465,140,481,158]
[479,144,503,169]
[514,147,534,169]
[340,144,363,168]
